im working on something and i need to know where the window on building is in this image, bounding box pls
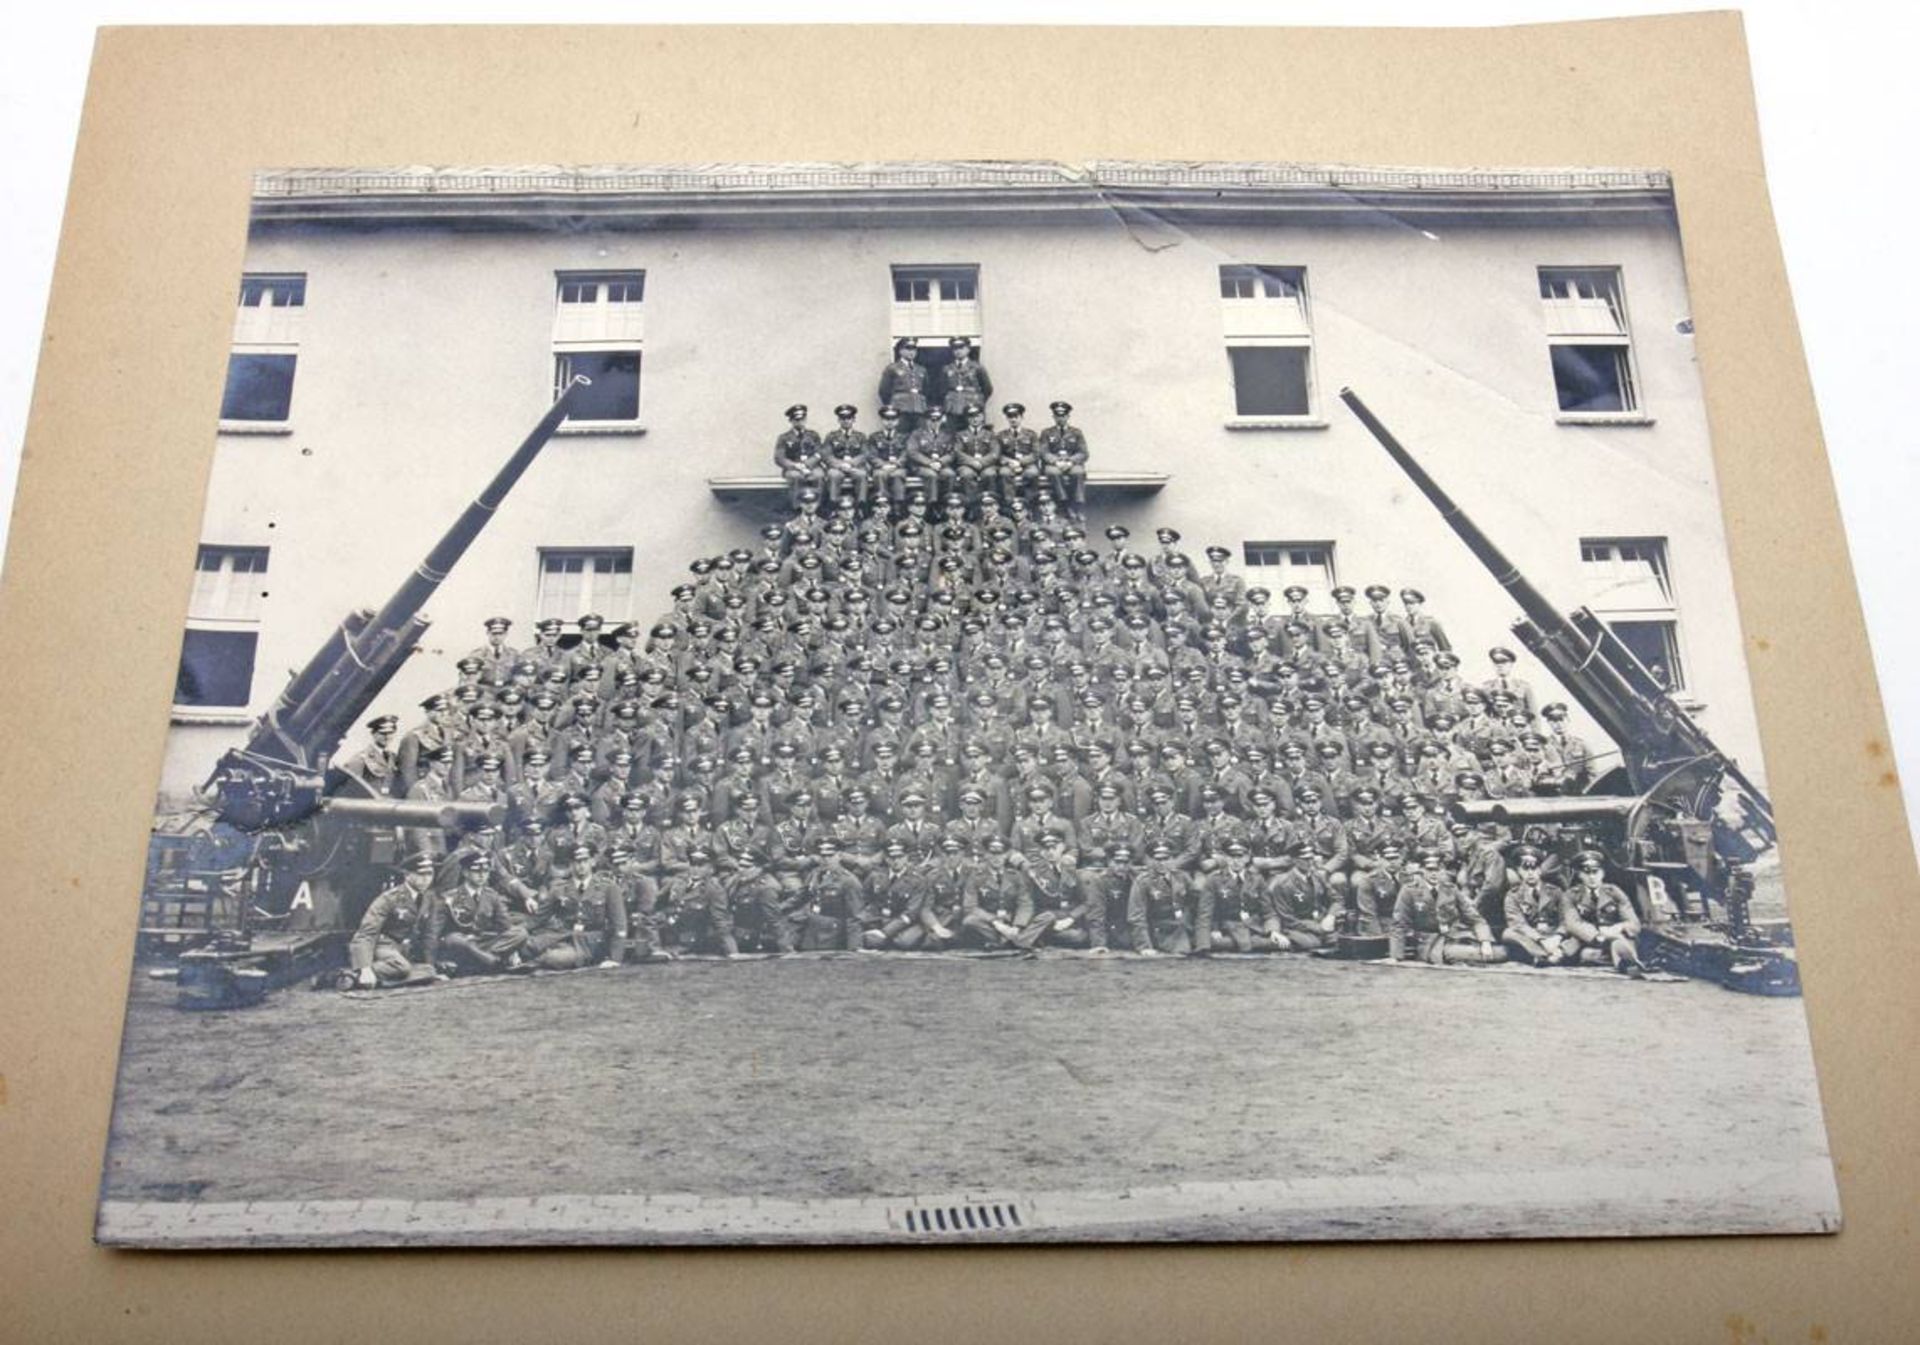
[1540,267,1640,416]
[553,271,645,425]
[221,273,305,425]
[1242,540,1336,601]
[1220,265,1314,420]
[175,545,269,709]
[1581,536,1684,690]
[890,265,982,346]
[536,548,635,623]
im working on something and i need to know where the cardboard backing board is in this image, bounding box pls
[1,16,1914,1342]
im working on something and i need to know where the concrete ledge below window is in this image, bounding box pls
[555,423,649,437]
[1555,412,1656,427]
[170,707,254,727]
[217,420,295,435]
[708,470,1170,504]
[1225,417,1329,431]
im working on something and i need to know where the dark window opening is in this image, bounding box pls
[1549,344,1635,413]
[557,351,641,421]
[1607,619,1684,692]
[176,629,259,708]
[1228,346,1311,417]
[220,353,297,422]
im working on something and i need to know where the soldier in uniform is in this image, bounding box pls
[1195,838,1287,953]
[397,692,459,794]
[608,842,670,962]
[1362,584,1413,661]
[878,337,930,430]
[1010,830,1102,951]
[904,415,954,513]
[949,405,1000,513]
[960,836,1030,949]
[862,840,947,950]
[1561,850,1648,976]
[525,844,628,970]
[994,402,1040,506]
[864,406,912,515]
[1294,786,1354,921]
[1540,702,1593,790]
[348,851,439,988]
[795,838,870,952]
[402,745,456,858]
[773,404,826,508]
[1196,546,1246,614]
[1036,400,1089,517]
[1400,587,1450,653]
[551,792,610,862]
[1127,839,1194,956]
[1389,849,1501,965]
[467,615,519,683]
[822,403,871,514]
[715,791,796,954]
[1481,645,1538,721]
[424,848,533,975]
[1500,844,1573,966]
[341,714,401,796]
[667,844,739,958]
[939,336,994,428]
[1459,820,1513,934]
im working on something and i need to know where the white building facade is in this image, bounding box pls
[158,162,1761,801]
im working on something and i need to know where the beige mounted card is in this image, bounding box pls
[4,15,1917,1342]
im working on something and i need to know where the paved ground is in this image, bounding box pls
[97,939,1838,1246]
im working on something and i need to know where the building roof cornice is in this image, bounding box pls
[251,160,1676,229]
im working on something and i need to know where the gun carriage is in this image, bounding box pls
[1340,389,1797,995]
[152,379,593,1007]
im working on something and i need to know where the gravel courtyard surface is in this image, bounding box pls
[99,948,1836,1242]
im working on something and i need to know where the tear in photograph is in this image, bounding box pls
[97,161,1838,1247]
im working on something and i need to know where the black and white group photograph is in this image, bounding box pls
[95,159,1839,1248]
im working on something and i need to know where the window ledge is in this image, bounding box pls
[170,708,254,727]
[1225,417,1329,432]
[555,423,649,437]
[1555,412,1655,427]
[217,420,295,436]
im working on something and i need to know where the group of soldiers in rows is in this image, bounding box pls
[340,454,1652,987]
[773,336,1089,516]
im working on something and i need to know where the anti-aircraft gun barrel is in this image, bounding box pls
[1337,386,1772,835]
[1337,387,1570,644]
[212,377,592,830]
[320,798,507,830]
